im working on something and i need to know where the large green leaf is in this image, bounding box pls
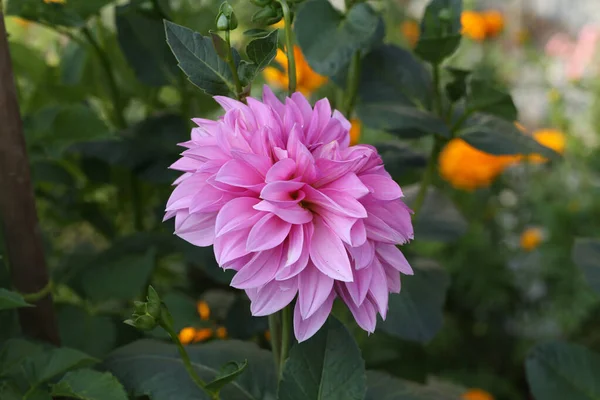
[0,338,45,378]
[103,339,276,399]
[380,259,450,343]
[6,0,112,27]
[164,20,237,95]
[357,104,450,139]
[58,306,117,358]
[51,369,128,400]
[116,3,178,87]
[60,41,88,86]
[414,0,463,64]
[365,371,463,400]
[204,360,248,393]
[0,288,32,311]
[295,0,382,76]
[278,317,366,400]
[80,248,156,302]
[23,347,98,388]
[459,114,560,158]
[526,342,600,400]
[572,238,600,295]
[466,80,518,121]
[246,29,279,73]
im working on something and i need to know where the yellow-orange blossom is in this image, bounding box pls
[263,46,328,96]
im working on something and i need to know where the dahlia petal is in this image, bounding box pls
[306,98,332,144]
[216,159,264,188]
[376,244,413,275]
[230,247,283,289]
[332,109,351,131]
[294,291,335,342]
[304,186,367,218]
[260,181,305,202]
[360,174,403,201]
[285,224,304,267]
[383,263,401,293]
[321,172,369,199]
[365,212,406,244]
[188,185,233,214]
[349,239,375,270]
[368,258,389,319]
[291,92,313,124]
[276,223,312,280]
[314,156,368,187]
[230,150,272,177]
[247,214,292,252]
[309,217,353,282]
[262,85,285,116]
[215,197,263,237]
[350,219,367,247]
[316,209,357,245]
[266,158,297,183]
[247,279,298,316]
[169,157,203,172]
[254,200,313,224]
[214,228,252,265]
[298,263,334,319]
[174,211,217,247]
[337,285,377,333]
[344,263,373,306]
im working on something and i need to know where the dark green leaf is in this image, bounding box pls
[0,380,23,400]
[243,29,271,38]
[295,0,382,76]
[375,142,427,180]
[0,338,45,378]
[58,305,117,358]
[210,32,230,60]
[116,4,179,87]
[51,369,128,400]
[278,317,366,400]
[204,360,248,392]
[380,259,450,343]
[246,29,278,73]
[80,248,156,302]
[357,103,450,138]
[10,42,47,84]
[445,67,471,103]
[414,0,463,63]
[164,20,237,95]
[573,238,600,294]
[366,371,464,400]
[224,295,268,340]
[103,339,276,399]
[28,347,98,386]
[526,341,600,400]
[60,41,87,85]
[467,79,518,121]
[459,114,560,158]
[6,0,112,27]
[357,45,432,108]
[0,288,32,311]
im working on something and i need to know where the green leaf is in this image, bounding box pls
[51,369,128,400]
[204,360,248,393]
[0,380,24,400]
[366,371,464,400]
[246,29,278,73]
[375,142,427,180]
[243,29,271,38]
[0,288,32,311]
[573,238,600,294]
[526,341,600,400]
[164,20,237,95]
[278,317,366,400]
[6,0,112,27]
[28,347,98,386]
[466,79,518,121]
[459,114,560,158]
[0,338,45,378]
[60,41,87,86]
[9,42,47,84]
[103,339,276,399]
[116,4,178,87]
[380,259,450,343]
[357,104,450,138]
[295,0,382,76]
[445,67,471,103]
[414,0,463,64]
[80,248,156,302]
[58,305,117,358]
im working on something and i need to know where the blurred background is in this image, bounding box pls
[3,0,600,399]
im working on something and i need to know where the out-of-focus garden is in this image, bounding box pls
[2,0,600,399]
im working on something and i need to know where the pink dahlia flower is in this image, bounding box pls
[165,87,414,341]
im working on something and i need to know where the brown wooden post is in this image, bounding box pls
[0,12,60,345]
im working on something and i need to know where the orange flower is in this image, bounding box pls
[520,227,544,251]
[350,119,361,145]
[215,326,228,339]
[12,17,32,28]
[194,328,213,343]
[461,11,487,41]
[529,129,566,163]
[439,138,519,191]
[264,46,328,96]
[197,300,210,321]
[481,10,504,38]
[401,20,420,48]
[462,389,495,400]
[178,327,196,345]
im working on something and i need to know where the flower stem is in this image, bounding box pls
[412,138,443,215]
[279,305,292,379]
[268,313,281,373]
[82,27,127,129]
[277,0,296,95]
[225,30,243,101]
[163,323,220,400]
[344,50,361,117]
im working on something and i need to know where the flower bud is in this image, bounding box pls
[216,13,230,31]
[124,314,157,331]
[252,4,282,25]
[146,286,162,320]
[133,301,147,315]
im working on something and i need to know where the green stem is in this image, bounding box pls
[450,109,474,133]
[268,313,281,373]
[21,280,53,303]
[82,27,127,129]
[225,30,243,101]
[163,324,220,399]
[344,51,361,117]
[277,0,296,95]
[278,306,292,379]
[412,138,443,215]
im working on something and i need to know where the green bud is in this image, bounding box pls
[133,314,158,331]
[216,13,230,31]
[133,301,147,315]
[251,4,281,25]
[146,286,162,320]
[438,8,452,21]
[229,12,238,30]
[219,2,234,17]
